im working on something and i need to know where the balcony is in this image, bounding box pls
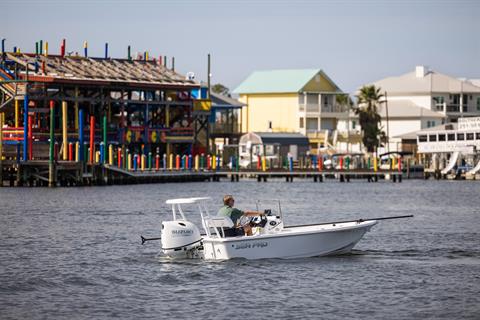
[211,123,241,136]
[299,103,349,114]
[445,104,480,114]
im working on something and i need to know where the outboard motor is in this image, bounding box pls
[161,220,202,257]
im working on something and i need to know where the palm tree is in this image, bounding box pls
[354,85,385,153]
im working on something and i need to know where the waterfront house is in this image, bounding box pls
[366,66,480,153]
[233,69,359,153]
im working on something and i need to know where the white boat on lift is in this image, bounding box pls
[150,197,410,260]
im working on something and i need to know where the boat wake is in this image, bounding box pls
[353,248,480,259]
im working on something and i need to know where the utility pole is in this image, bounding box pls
[384,91,390,154]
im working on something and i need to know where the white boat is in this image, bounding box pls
[143,197,412,261]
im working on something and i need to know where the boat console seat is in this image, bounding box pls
[205,217,234,238]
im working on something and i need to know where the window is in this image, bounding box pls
[429,135,437,142]
[457,133,465,140]
[438,134,446,141]
[433,96,445,111]
[477,97,480,111]
[299,118,304,128]
[306,117,318,130]
[323,96,329,106]
[426,120,436,128]
[447,134,456,141]
[418,135,427,142]
[466,133,474,140]
[352,120,356,130]
[476,132,480,140]
[306,93,319,105]
[298,94,305,105]
[268,121,272,130]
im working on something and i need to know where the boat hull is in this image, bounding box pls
[199,220,377,260]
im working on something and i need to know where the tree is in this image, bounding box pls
[336,94,354,111]
[354,85,385,153]
[211,83,230,96]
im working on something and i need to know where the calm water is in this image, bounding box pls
[0,179,479,319]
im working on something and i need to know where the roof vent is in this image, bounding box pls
[415,66,428,78]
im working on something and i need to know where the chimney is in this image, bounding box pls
[415,65,428,78]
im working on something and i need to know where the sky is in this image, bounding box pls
[2,0,479,95]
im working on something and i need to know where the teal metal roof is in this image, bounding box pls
[233,69,321,94]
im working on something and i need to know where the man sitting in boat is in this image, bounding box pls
[217,195,264,237]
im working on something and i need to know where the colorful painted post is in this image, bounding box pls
[27,115,33,160]
[14,100,19,128]
[49,101,55,186]
[162,153,166,170]
[39,40,43,55]
[0,112,3,179]
[1,38,5,55]
[212,154,217,170]
[108,144,113,165]
[188,154,192,170]
[175,154,180,170]
[75,142,80,162]
[117,148,122,167]
[89,116,95,164]
[68,142,73,161]
[99,142,105,163]
[61,39,66,57]
[45,41,48,57]
[104,43,108,59]
[345,156,350,170]
[398,157,402,172]
[141,154,145,171]
[200,154,205,170]
[391,157,396,170]
[35,42,39,55]
[103,115,107,163]
[79,109,84,161]
[169,153,173,170]
[289,156,293,172]
[148,152,152,170]
[49,100,55,163]
[155,154,159,171]
[83,41,88,57]
[23,94,29,161]
[195,155,199,171]
[262,155,266,171]
[373,156,378,172]
[206,154,211,170]
[339,156,343,170]
[127,45,131,61]
[181,155,185,170]
[62,101,68,160]
[95,150,100,164]
[0,113,3,185]
[367,157,371,169]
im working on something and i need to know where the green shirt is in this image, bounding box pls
[217,205,244,226]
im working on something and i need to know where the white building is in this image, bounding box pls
[367,66,480,153]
